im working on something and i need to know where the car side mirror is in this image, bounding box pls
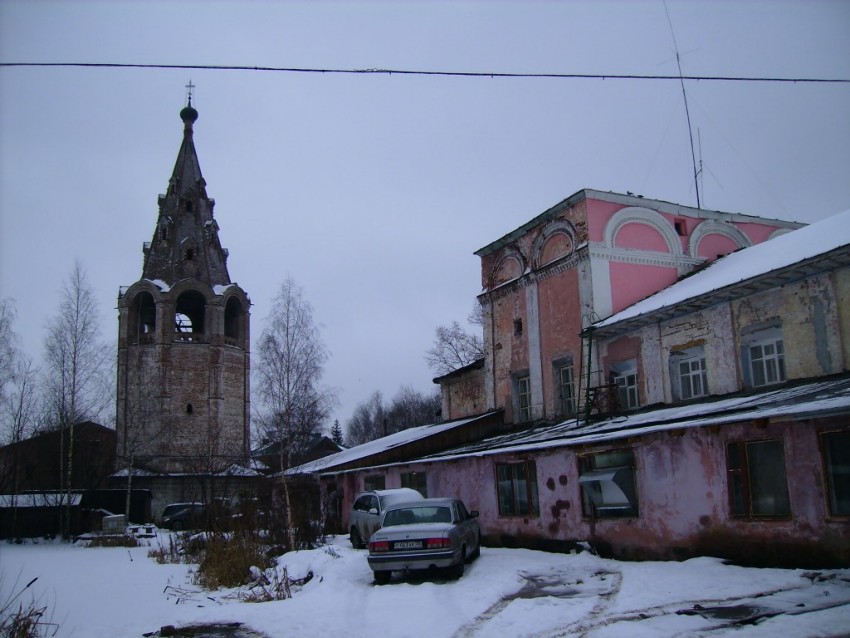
[470,511,479,518]
[369,507,378,515]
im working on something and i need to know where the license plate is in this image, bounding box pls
[393,541,422,550]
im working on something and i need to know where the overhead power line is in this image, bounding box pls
[2,62,849,84]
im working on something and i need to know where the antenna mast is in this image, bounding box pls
[664,1,701,209]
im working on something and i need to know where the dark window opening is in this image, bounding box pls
[174,290,206,341]
[186,404,193,415]
[554,359,576,416]
[496,460,539,516]
[224,297,243,344]
[185,248,194,261]
[514,318,523,336]
[674,218,687,236]
[185,201,193,212]
[400,471,428,498]
[727,439,790,518]
[821,430,850,516]
[364,475,385,492]
[129,291,156,342]
[515,375,532,422]
[611,360,639,410]
[579,449,639,519]
[160,226,168,241]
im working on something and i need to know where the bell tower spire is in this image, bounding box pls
[116,90,251,492]
[141,91,230,287]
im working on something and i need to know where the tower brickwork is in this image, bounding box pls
[116,101,250,475]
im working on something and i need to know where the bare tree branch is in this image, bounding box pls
[425,320,484,377]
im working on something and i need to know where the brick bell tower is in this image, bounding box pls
[116,95,250,477]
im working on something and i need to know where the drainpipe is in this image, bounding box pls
[584,325,594,424]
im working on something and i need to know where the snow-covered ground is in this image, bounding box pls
[2,534,849,638]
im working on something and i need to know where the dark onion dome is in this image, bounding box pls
[180,103,198,124]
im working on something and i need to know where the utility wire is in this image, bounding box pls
[2,61,849,83]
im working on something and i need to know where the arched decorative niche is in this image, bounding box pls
[689,220,751,258]
[532,219,576,269]
[488,247,526,289]
[604,207,681,256]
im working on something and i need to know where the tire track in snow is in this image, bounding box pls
[451,569,622,638]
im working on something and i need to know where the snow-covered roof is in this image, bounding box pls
[286,412,500,476]
[109,466,161,478]
[216,463,264,478]
[595,208,850,331]
[416,376,850,464]
[110,463,263,479]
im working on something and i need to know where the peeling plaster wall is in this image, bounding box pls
[836,267,850,371]
[732,273,844,381]
[329,414,849,565]
[440,367,486,421]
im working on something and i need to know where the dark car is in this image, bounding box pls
[160,502,205,530]
[348,488,424,549]
[367,498,480,584]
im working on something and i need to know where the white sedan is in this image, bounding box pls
[367,498,481,584]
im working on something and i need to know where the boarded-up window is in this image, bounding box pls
[579,449,639,518]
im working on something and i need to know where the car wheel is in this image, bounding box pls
[172,521,183,531]
[470,536,481,560]
[350,527,363,549]
[449,558,465,580]
[373,570,391,585]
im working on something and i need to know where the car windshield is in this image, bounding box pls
[383,506,452,527]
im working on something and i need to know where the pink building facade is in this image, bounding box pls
[299,192,850,567]
[470,189,799,424]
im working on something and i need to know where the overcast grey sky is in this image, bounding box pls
[1,0,849,434]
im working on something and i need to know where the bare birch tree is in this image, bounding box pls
[425,320,484,376]
[345,386,440,446]
[254,277,336,548]
[42,261,112,538]
[0,299,18,413]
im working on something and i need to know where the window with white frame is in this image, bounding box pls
[670,345,708,401]
[611,360,639,410]
[516,374,532,422]
[742,325,786,388]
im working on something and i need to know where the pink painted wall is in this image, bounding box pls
[609,262,679,314]
[696,234,742,260]
[613,222,670,252]
[585,199,622,242]
[330,415,849,565]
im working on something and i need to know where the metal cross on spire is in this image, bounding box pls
[185,80,195,106]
